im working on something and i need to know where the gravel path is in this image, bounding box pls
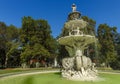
[0,70,60,80]
[99,71,120,74]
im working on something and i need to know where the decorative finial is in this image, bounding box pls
[72,3,77,12]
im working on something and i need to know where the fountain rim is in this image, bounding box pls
[68,11,81,15]
[58,35,95,41]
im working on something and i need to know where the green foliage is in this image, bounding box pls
[0,22,7,67]
[58,45,69,58]
[0,22,20,67]
[81,16,96,35]
[6,25,19,41]
[6,42,21,67]
[20,16,57,63]
[6,42,19,57]
[97,24,117,66]
[0,22,7,49]
[0,16,58,67]
[20,44,50,63]
[110,33,120,69]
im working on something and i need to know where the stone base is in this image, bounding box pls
[62,68,99,81]
[61,55,99,81]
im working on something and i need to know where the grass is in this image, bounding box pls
[97,67,120,73]
[0,72,120,84]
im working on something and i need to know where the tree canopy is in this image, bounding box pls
[0,16,58,68]
[20,16,57,63]
[97,24,117,66]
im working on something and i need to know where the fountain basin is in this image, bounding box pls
[58,35,95,48]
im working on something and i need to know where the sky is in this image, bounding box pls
[0,0,120,37]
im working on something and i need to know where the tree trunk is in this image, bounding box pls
[5,56,8,68]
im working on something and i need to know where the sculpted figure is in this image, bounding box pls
[72,3,77,12]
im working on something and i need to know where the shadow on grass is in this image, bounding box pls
[54,72,61,75]
[22,72,61,84]
[23,76,33,84]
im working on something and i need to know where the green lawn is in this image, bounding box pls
[0,72,120,84]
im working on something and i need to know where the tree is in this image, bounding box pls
[97,24,117,67]
[81,16,96,35]
[6,42,21,67]
[0,22,20,67]
[0,22,7,67]
[20,16,58,65]
[5,25,20,67]
[110,33,120,69]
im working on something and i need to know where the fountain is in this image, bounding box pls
[58,4,98,81]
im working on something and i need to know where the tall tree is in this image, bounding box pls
[97,24,117,67]
[110,33,120,69]
[20,16,57,64]
[0,22,7,67]
[5,25,20,67]
[0,22,19,67]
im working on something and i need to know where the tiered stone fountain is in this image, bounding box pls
[58,4,98,81]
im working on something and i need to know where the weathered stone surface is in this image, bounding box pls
[62,57,74,70]
[62,56,98,81]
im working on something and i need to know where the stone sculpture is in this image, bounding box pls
[58,4,98,81]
